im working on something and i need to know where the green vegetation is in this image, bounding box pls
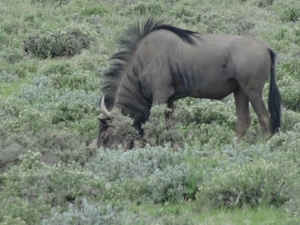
[1,0,300,224]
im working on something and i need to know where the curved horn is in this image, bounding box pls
[100,96,111,118]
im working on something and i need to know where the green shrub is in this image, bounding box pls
[20,76,50,104]
[197,157,297,209]
[0,97,53,133]
[0,197,49,225]
[145,163,198,203]
[277,57,300,81]
[0,126,93,171]
[65,117,98,142]
[189,100,236,129]
[195,10,227,32]
[30,0,49,3]
[273,0,300,22]
[42,198,196,225]
[250,0,274,7]
[142,104,187,148]
[0,147,201,223]
[49,70,99,91]
[268,125,300,152]
[171,5,194,19]
[19,86,98,130]
[187,122,235,147]
[2,19,22,35]
[80,5,108,17]
[50,90,98,124]
[23,25,96,58]
[101,104,191,149]
[127,2,165,15]
[278,76,300,111]
[225,19,255,35]
[0,70,19,83]
[281,110,300,132]
[0,96,28,119]
[251,23,292,54]
[0,151,105,223]
[0,216,26,225]
[1,48,25,64]
[88,144,183,182]
[42,62,73,76]
[42,199,136,225]
[88,144,202,203]
[0,26,9,45]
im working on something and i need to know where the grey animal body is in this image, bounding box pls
[98,18,281,149]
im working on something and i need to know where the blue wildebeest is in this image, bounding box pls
[98,18,281,149]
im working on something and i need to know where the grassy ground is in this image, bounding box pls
[1,0,300,224]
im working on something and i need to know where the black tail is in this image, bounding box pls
[268,49,281,134]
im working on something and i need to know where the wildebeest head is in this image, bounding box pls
[97,96,134,150]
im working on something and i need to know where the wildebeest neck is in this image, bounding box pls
[114,64,152,131]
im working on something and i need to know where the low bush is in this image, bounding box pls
[249,0,274,7]
[188,122,235,147]
[42,199,142,225]
[2,87,98,144]
[42,198,196,225]
[197,156,297,209]
[0,70,19,83]
[145,163,198,203]
[127,2,165,16]
[87,144,202,203]
[196,9,228,32]
[278,76,300,111]
[88,144,184,182]
[23,25,96,58]
[0,126,93,170]
[142,104,188,148]
[171,4,195,22]
[0,97,28,119]
[1,19,22,35]
[273,0,300,22]
[42,62,73,76]
[277,57,300,81]
[1,48,25,64]
[0,151,105,224]
[49,70,99,91]
[20,76,50,104]
[189,100,236,129]
[43,89,98,124]
[281,109,300,132]
[0,216,26,225]
[80,5,108,17]
[268,125,300,152]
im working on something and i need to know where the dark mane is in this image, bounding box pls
[101,17,200,109]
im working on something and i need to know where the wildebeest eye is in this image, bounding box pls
[99,118,108,124]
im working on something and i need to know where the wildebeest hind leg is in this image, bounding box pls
[234,89,250,141]
[246,91,270,137]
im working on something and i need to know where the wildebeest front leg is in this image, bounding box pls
[152,87,175,107]
[152,88,175,122]
[234,89,251,141]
